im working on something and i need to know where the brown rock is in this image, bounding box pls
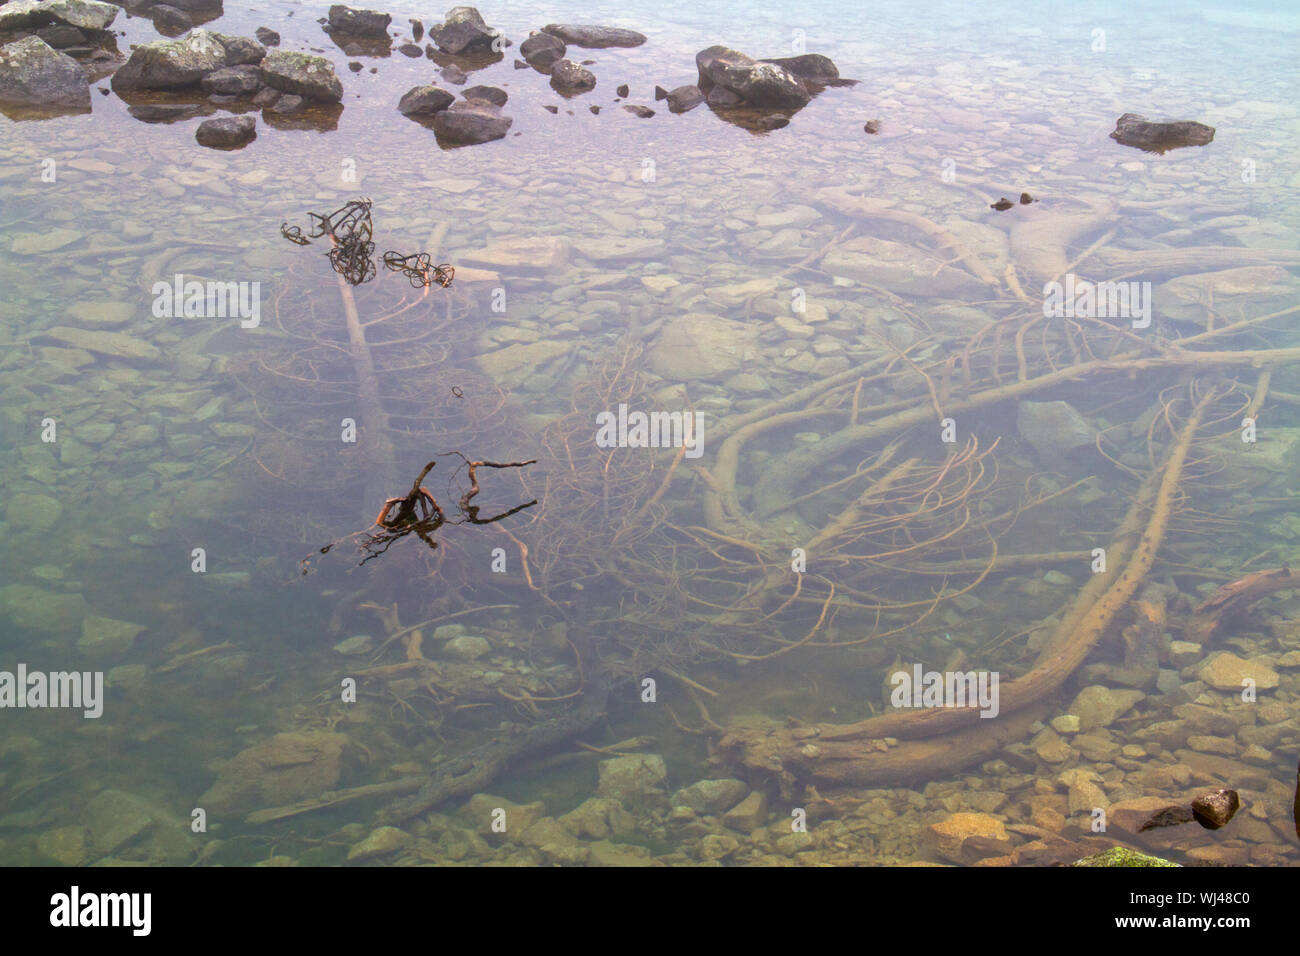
[926,812,1008,864]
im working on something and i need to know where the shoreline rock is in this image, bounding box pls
[0,35,91,111]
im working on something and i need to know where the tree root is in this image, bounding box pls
[718,383,1217,790]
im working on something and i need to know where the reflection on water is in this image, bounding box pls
[0,0,1298,866]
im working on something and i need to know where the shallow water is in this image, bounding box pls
[0,0,1297,866]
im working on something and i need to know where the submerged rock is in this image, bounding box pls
[539,24,646,48]
[199,731,348,815]
[0,36,90,111]
[1110,112,1214,153]
[1015,400,1096,459]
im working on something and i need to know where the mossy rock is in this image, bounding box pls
[1071,846,1179,867]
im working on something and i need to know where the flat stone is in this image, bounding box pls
[540,24,646,48]
[461,236,571,273]
[596,754,668,804]
[37,826,91,866]
[572,236,665,261]
[475,340,569,379]
[0,584,86,636]
[722,791,769,831]
[1197,652,1279,691]
[1067,685,1145,731]
[398,83,454,116]
[647,313,758,381]
[77,615,146,660]
[346,826,412,861]
[926,813,1008,864]
[11,227,81,254]
[6,493,62,531]
[671,778,747,814]
[39,326,160,360]
[67,300,134,327]
[442,635,491,661]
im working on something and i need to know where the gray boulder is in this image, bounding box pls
[397,83,454,115]
[0,36,90,111]
[549,57,594,95]
[327,5,392,38]
[258,48,343,103]
[110,28,227,91]
[200,64,262,95]
[519,32,564,70]
[429,6,501,55]
[540,24,646,48]
[1110,112,1215,153]
[696,46,809,108]
[0,0,119,32]
[195,114,256,148]
[431,98,511,144]
[150,5,193,35]
[214,34,267,66]
[760,53,848,86]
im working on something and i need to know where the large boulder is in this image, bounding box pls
[397,83,454,116]
[519,31,564,70]
[428,6,501,54]
[0,0,119,32]
[0,36,90,111]
[760,53,848,86]
[431,99,511,144]
[258,48,343,103]
[539,24,646,48]
[326,5,392,38]
[549,58,594,95]
[695,45,809,108]
[110,28,227,91]
[1110,112,1214,153]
